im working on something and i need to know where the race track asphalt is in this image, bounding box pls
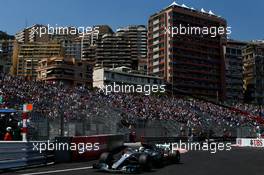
[3,147,264,175]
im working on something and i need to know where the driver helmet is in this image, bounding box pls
[139,146,145,152]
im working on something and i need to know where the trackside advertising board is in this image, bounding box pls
[236,138,264,147]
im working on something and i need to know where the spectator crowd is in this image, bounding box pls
[0,75,263,137]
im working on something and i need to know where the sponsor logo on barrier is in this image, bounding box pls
[250,139,263,147]
[236,138,264,147]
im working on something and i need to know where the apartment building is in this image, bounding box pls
[15,24,49,43]
[13,41,62,78]
[51,33,82,59]
[148,2,227,100]
[82,25,147,71]
[0,36,14,74]
[116,25,147,72]
[95,33,132,69]
[225,40,247,102]
[243,41,264,104]
[82,25,113,62]
[37,56,92,87]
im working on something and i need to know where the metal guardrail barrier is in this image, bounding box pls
[141,136,237,144]
[141,136,188,144]
[0,141,54,171]
[0,135,124,171]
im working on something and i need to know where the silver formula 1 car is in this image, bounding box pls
[93,144,180,173]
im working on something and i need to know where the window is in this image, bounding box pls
[231,49,236,55]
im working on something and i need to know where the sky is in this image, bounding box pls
[0,0,263,41]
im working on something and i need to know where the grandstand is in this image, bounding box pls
[0,75,263,141]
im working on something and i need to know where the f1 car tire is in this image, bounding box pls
[139,154,152,171]
[99,152,113,165]
[169,150,181,164]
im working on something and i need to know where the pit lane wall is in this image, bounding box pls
[236,138,264,147]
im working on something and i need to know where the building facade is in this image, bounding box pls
[95,33,132,69]
[51,33,82,59]
[243,41,264,104]
[116,25,147,72]
[82,25,114,63]
[93,66,164,89]
[82,25,147,71]
[148,2,227,100]
[0,39,14,74]
[225,40,246,102]
[0,31,14,74]
[13,41,62,78]
[15,24,49,43]
[37,56,92,87]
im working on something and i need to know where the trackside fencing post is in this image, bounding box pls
[21,112,27,142]
[22,104,33,141]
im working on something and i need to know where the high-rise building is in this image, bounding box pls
[13,41,62,78]
[16,25,82,59]
[15,24,49,43]
[148,2,227,100]
[82,25,113,62]
[116,25,147,72]
[0,31,14,74]
[82,25,147,71]
[0,47,3,73]
[225,40,247,102]
[13,25,86,78]
[243,41,264,104]
[95,33,132,69]
[51,31,81,59]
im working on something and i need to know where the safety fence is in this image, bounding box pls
[141,136,237,144]
[8,107,257,143]
[28,107,124,141]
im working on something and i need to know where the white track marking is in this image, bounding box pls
[21,166,93,175]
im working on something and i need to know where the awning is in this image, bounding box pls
[0,109,17,113]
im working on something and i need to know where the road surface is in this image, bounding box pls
[3,147,264,175]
